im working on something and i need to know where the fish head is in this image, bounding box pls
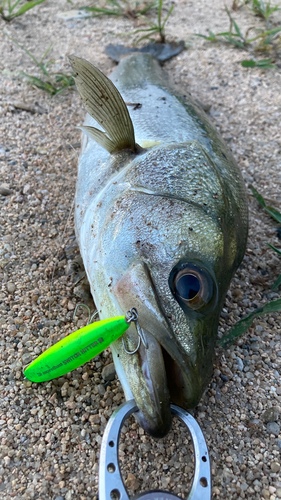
[91,143,244,437]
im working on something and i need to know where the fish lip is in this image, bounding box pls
[143,309,210,409]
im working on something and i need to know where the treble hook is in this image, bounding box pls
[122,307,148,354]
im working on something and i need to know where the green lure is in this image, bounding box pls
[24,316,130,383]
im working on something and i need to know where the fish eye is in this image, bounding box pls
[171,263,214,310]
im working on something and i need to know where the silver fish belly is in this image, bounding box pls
[72,53,248,437]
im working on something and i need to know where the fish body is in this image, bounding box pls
[72,54,248,437]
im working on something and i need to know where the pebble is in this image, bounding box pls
[0,185,12,196]
[266,422,280,436]
[97,384,106,396]
[262,407,280,423]
[102,362,116,381]
[270,462,280,473]
[21,352,33,364]
[125,473,140,491]
[7,282,16,293]
[236,356,244,371]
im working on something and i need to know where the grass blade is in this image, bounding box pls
[162,4,174,28]
[264,206,281,223]
[9,0,22,14]
[250,184,266,207]
[241,58,277,68]
[12,0,46,18]
[20,72,56,94]
[251,185,281,223]
[272,274,281,290]
[241,59,257,67]
[218,298,281,348]
[267,243,281,256]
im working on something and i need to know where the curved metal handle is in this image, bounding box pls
[171,404,211,500]
[99,400,211,500]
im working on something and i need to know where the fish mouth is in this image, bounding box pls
[113,319,212,438]
[112,261,214,437]
[133,325,211,437]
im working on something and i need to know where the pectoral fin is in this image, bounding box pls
[69,55,136,153]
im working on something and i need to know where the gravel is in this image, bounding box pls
[1,0,281,499]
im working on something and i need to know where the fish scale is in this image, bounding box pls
[71,52,248,437]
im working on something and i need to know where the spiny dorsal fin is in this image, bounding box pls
[69,55,136,154]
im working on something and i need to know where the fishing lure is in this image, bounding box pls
[24,308,141,383]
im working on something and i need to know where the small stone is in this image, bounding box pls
[89,414,100,424]
[65,401,76,410]
[3,456,10,466]
[271,462,280,473]
[67,301,75,311]
[7,283,16,293]
[0,186,12,196]
[125,472,140,491]
[236,357,244,371]
[102,363,116,381]
[23,184,31,194]
[266,422,280,436]
[21,352,33,364]
[97,384,105,396]
[245,371,254,379]
[262,407,280,423]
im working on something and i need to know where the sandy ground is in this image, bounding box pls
[1,0,281,498]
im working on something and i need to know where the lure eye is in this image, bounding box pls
[172,264,214,310]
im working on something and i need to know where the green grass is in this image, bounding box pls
[241,57,277,67]
[250,185,281,290]
[218,298,281,348]
[132,0,174,43]
[79,0,157,19]
[0,0,46,21]
[197,6,281,69]
[251,0,280,24]
[5,35,75,95]
[80,0,173,44]
[218,186,281,348]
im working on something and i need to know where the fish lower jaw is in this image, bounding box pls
[112,333,204,437]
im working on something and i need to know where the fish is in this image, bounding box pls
[70,53,248,437]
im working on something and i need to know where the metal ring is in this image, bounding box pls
[125,307,139,324]
[99,400,212,500]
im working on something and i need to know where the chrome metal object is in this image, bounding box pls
[99,400,211,500]
[123,307,148,354]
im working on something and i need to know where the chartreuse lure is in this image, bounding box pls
[24,315,131,383]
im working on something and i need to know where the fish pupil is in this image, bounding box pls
[177,274,200,300]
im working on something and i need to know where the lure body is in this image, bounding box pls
[72,54,248,437]
[24,316,128,382]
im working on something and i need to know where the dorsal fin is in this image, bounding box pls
[69,55,136,154]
